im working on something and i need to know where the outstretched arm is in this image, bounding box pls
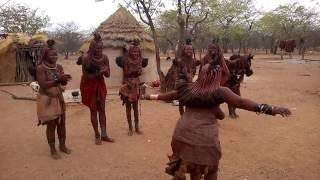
[220,57,230,85]
[220,87,291,117]
[143,90,178,101]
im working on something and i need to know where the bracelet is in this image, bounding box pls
[256,104,273,115]
[54,78,60,85]
[272,106,277,115]
[150,94,159,100]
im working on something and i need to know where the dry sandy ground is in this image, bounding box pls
[0,54,320,180]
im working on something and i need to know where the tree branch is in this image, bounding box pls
[136,1,150,26]
[189,11,209,34]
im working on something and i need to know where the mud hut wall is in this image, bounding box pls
[103,48,157,87]
[140,50,157,83]
[0,44,16,83]
[104,48,123,87]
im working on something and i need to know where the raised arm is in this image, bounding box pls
[57,64,71,86]
[219,87,291,117]
[82,65,99,79]
[144,90,178,101]
[220,57,230,85]
[36,66,58,89]
[81,57,103,79]
[102,55,110,77]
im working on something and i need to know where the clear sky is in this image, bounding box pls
[2,0,319,31]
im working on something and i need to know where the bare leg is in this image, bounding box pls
[227,103,235,118]
[90,108,101,145]
[179,104,184,115]
[190,171,202,180]
[204,171,218,180]
[231,105,238,118]
[204,165,218,180]
[98,100,114,142]
[233,86,241,118]
[46,119,61,159]
[126,101,133,136]
[57,115,71,154]
[133,101,143,135]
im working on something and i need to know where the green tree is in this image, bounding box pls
[175,0,211,56]
[274,2,318,55]
[256,12,282,54]
[0,3,50,35]
[156,10,179,54]
[54,22,83,59]
[122,0,167,91]
[209,0,252,52]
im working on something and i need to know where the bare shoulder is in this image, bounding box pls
[57,64,64,70]
[216,86,232,97]
[81,55,90,66]
[36,64,44,72]
[103,55,109,64]
[218,86,230,94]
[103,55,109,61]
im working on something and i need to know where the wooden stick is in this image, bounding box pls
[0,82,31,86]
[1,90,36,101]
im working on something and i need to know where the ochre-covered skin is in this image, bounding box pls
[144,63,290,180]
[36,40,72,159]
[80,32,114,145]
[118,43,147,136]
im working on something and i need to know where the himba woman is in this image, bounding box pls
[143,56,291,179]
[174,39,201,115]
[200,41,230,85]
[80,32,114,145]
[36,40,72,159]
[117,41,148,136]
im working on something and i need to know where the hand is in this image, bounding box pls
[272,106,291,117]
[141,94,151,100]
[99,66,108,73]
[59,74,72,82]
[140,94,146,100]
[99,66,109,76]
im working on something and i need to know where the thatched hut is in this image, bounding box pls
[0,33,47,83]
[80,7,157,87]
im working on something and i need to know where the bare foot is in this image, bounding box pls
[128,130,134,136]
[51,151,61,160]
[229,114,237,119]
[135,129,143,135]
[95,137,102,145]
[60,146,72,154]
[101,136,115,143]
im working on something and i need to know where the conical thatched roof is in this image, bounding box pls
[81,7,155,52]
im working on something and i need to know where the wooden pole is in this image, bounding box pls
[0,82,30,86]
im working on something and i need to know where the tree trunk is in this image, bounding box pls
[244,38,248,54]
[150,26,166,92]
[222,39,229,53]
[176,0,185,58]
[301,46,305,60]
[199,49,202,60]
[64,51,69,59]
[238,41,242,54]
[137,1,166,92]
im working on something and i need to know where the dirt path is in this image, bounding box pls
[0,54,319,180]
